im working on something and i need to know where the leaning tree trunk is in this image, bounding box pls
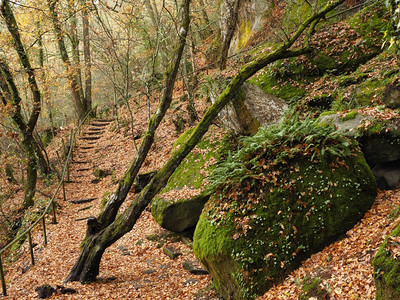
[66,0,192,282]
[66,0,345,283]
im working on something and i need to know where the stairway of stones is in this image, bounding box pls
[65,118,113,220]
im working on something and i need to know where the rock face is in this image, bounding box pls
[319,112,400,189]
[219,0,271,54]
[193,124,376,299]
[151,129,228,233]
[212,82,287,135]
[152,194,210,233]
[383,84,400,109]
[373,223,400,300]
[372,160,400,190]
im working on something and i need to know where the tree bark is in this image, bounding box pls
[82,1,92,115]
[47,0,86,121]
[66,0,345,283]
[0,0,46,207]
[68,0,85,105]
[219,0,241,70]
[0,59,38,209]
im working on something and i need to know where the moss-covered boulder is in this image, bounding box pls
[373,223,400,299]
[193,119,377,299]
[151,128,231,233]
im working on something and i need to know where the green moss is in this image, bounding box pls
[373,224,400,299]
[152,130,236,232]
[337,73,369,87]
[367,121,386,134]
[298,275,329,300]
[194,119,376,299]
[166,138,214,191]
[319,111,337,117]
[172,127,194,152]
[342,111,358,121]
[282,0,333,35]
[195,151,376,299]
[165,129,234,193]
[237,19,252,51]
[101,191,110,208]
[193,213,241,294]
[248,65,307,102]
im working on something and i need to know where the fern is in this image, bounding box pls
[208,113,357,191]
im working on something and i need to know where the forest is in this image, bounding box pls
[1,0,400,299]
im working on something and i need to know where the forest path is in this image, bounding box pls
[2,119,215,299]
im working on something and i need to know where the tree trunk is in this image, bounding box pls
[219,0,241,70]
[0,0,46,206]
[66,0,192,266]
[82,1,92,116]
[47,0,86,121]
[66,0,345,283]
[37,21,55,129]
[22,134,38,209]
[68,0,85,105]
[0,60,39,209]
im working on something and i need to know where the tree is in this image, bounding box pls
[81,0,92,114]
[0,0,46,208]
[219,0,241,70]
[47,0,92,121]
[66,0,192,282]
[66,0,345,283]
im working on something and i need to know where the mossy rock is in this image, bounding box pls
[152,193,210,233]
[193,150,376,299]
[250,1,387,106]
[373,223,400,299]
[306,2,386,76]
[382,83,400,109]
[318,113,400,167]
[151,129,233,233]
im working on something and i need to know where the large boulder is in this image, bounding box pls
[151,128,231,233]
[319,111,400,189]
[193,120,377,299]
[373,223,400,299]
[210,82,287,135]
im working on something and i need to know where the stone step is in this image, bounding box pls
[93,119,113,123]
[90,122,109,127]
[85,131,104,136]
[70,197,97,204]
[80,136,100,141]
